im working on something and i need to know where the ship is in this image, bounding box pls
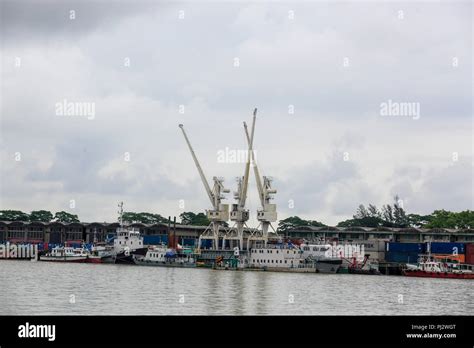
[133,244,196,268]
[102,202,148,264]
[40,246,89,263]
[247,245,313,272]
[403,255,474,279]
[300,243,343,274]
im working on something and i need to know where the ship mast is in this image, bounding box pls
[118,201,124,228]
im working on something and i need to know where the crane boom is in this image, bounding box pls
[240,108,256,208]
[244,121,264,207]
[179,124,215,207]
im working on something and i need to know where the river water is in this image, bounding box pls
[0,260,471,315]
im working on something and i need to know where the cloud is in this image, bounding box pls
[0,1,472,224]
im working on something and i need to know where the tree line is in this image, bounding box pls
[0,210,212,226]
[2,199,472,231]
[277,195,473,232]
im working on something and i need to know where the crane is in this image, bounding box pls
[243,113,277,249]
[225,108,257,250]
[179,124,230,250]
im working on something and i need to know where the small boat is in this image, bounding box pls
[134,244,196,267]
[40,246,89,263]
[403,255,474,279]
[86,245,113,263]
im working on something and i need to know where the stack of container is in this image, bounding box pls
[427,242,466,263]
[466,244,474,264]
[385,242,424,263]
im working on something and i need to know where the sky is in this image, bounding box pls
[0,0,472,226]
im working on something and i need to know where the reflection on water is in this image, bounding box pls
[0,261,471,315]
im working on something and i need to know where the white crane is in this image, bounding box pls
[243,113,277,248]
[225,108,257,250]
[179,124,230,250]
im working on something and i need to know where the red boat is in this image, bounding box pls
[403,257,474,279]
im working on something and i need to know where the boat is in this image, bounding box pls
[40,246,89,263]
[86,245,113,263]
[403,255,474,279]
[300,243,343,274]
[133,244,196,267]
[247,244,320,273]
[102,202,148,264]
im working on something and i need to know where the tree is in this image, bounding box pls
[30,210,53,222]
[393,195,409,227]
[122,212,168,224]
[179,212,210,226]
[381,204,394,226]
[407,214,432,228]
[354,204,369,219]
[54,211,80,223]
[0,210,30,221]
[367,204,381,218]
[277,216,325,233]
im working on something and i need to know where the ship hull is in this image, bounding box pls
[134,260,196,268]
[403,270,474,279]
[315,260,342,274]
[113,247,149,265]
[39,256,88,263]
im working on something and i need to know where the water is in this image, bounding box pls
[0,260,472,315]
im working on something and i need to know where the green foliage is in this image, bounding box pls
[30,210,54,222]
[424,210,474,229]
[179,211,210,226]
[54,211,80,223]
[277,216,326,233]
[122,212,168,224]
[0,210,30,221]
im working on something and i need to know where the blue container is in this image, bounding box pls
[386,242,424,253]
[385,251,419,263]
[143,235,167,245]
[428,242,465,255]
[181,238,196,246]
[200,239,212,249]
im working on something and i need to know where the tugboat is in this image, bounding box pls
[102,202,148,264]
[403,255,474,279]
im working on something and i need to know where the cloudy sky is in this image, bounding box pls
[0,0,472,226]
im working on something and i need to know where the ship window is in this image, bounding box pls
[285,260,287,264]
[271,260,274,263]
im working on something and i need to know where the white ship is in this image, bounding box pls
[102,202,148,264]
[300,243,343,273]
[133,244,196,267]
[40,246,89,263]
[248,246,317,273]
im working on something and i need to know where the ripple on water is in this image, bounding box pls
[0,261,471,315]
